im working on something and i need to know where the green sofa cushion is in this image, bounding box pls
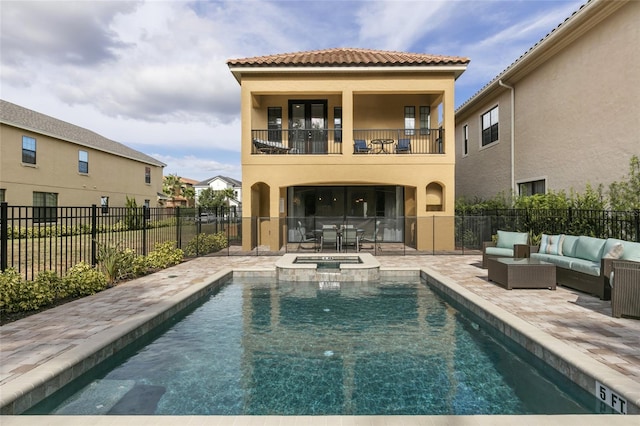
[562,235,580,258]
[485,247,515,257]
[570,259,601,277]
[531,253,574,269]
[496,230,529,249]
[574,236,606,262]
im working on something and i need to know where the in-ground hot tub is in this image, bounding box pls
[276,253,380,282]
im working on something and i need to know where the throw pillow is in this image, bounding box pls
[604,243,624,259]
[539,234,565,255]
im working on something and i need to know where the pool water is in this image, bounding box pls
[31,278,606,415]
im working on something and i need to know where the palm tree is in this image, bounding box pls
[163,174,183,206]
[182,186,196,207]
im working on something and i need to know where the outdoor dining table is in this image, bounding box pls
[314,227,365,252]
[370,139,395,154]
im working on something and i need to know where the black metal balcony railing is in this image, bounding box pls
[251,128,444,155]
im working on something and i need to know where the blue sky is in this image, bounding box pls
[1,0,584,182]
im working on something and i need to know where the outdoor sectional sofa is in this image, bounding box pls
[530,235,640,300]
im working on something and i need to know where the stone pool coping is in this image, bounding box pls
[1,255,639,421]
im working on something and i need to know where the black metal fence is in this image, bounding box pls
[2,202,638,281]
[0,203,241,280]
[461,208,640,243]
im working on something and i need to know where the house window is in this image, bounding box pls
[0,189,5,203]
[144,199,151,219]
[462,124,469,156]
[519,179,546,196]
[334,107,342,143]
[101,196,109,213]
[33,191,58,223]
[404,106,415,136]
[78,150,88,173]
[481,106,499,146]
[267,107,282,143]
[145,167,151,184]
[22,136,36,164]
[419,106,431,135]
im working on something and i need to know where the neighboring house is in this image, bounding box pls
[227,48,469,251]
[194,175,242,210]
[0,99,166,209]
[163,176,198,208]
[455,0,639,201]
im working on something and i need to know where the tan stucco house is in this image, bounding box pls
[227,48,469,251]
[0,99,166,208]
[455,0,639,201]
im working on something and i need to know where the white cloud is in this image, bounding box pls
[1,0,588,181]
[355,1,451,51]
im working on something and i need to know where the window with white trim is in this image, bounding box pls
[22,136,36,164]
[78,150,88,173]
[481,106,499,146]
[33,191,58,223]
[519,179,546,196]
[145,167,151,184]
[462,124,469,156]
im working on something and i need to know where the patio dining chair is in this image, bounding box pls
[297,221,317,251]
[342,226,360,252]
[320,225,339,251]
[395,138,411,153]
[353,139,372,154]
[360,220,382,251]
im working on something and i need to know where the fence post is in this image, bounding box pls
[91,204,97,267]
[1,202,7,272]
[142,206,148,256]
[175,206,181,248]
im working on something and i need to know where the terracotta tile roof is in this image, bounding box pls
[227,48,469,68]
[0,99,165,167]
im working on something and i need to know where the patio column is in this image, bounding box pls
[343,88,354,158]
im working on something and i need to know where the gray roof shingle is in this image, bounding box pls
[0,99,166,167]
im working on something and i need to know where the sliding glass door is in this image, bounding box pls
[289,100,327,153]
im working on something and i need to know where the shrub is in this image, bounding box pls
[0,269,58,314]
[63,262,108,297]
[183,232,228,256]
[95,241,139,285]
[145,241,183,269]
[35,270,63,301]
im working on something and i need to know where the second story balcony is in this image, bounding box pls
[251,128,444,155]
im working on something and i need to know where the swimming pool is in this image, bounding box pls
[29,278,607,415]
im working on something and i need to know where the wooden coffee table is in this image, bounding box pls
[487,258,556,290]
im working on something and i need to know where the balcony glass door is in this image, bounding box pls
[289,100,327,153]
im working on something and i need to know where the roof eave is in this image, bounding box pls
[229,64,469,83]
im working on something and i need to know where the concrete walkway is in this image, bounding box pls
[1,254,639,424]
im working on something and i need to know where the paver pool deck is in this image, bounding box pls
[1,253,639,425]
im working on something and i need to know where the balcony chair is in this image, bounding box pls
[353,139,372,154]
[395,138,411,153]
[297,221,317,251]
